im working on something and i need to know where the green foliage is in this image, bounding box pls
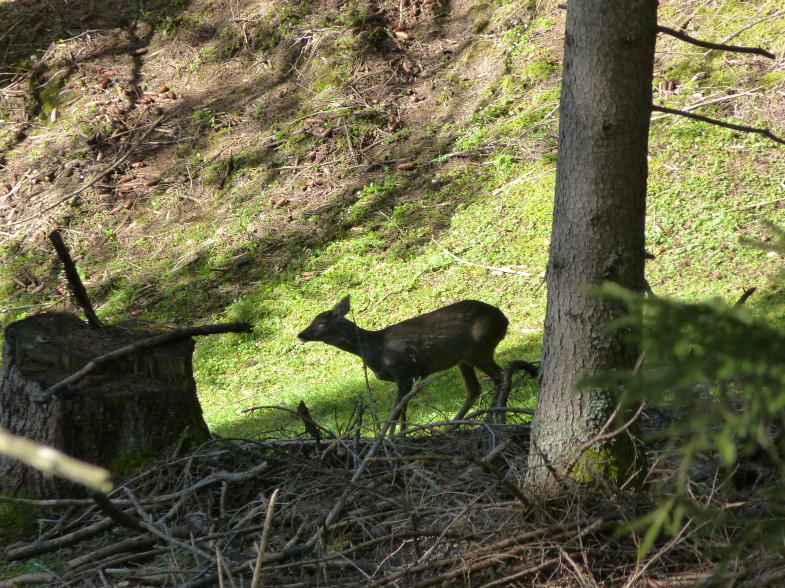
[596,248,785,558]
[133,0,188,32]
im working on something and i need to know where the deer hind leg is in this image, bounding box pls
[455,363,483,421]
[487,360,540,424]
[465,357,505,423]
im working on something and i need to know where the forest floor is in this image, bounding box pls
[2,0,785,585]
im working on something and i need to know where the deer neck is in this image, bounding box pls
[334,322,382,367]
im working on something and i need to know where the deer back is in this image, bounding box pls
[298,296,508,382]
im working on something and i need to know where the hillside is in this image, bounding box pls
[1,0,784,437]
[3,0,785,585]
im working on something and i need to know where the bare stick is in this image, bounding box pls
[243,404,336,438]
[0,573,58,587]
[48,229,103,329]
[92,492,216,562]
[308,377,435,548]
[651,104,785,146]
[251,487,279,588]
[432,238,534,277]
[0,426,112,494]
[91,492,145,532]
[657,25,775,59]
[6,516,117,560]
[37,322,252,402]
[65,534,157,572]
[735,287,757,306]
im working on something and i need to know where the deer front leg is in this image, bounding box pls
[455,363,482,421]
[390,380,413,434]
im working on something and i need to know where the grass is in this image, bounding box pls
[1,0,784,440]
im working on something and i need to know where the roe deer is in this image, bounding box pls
[297,295,537,430]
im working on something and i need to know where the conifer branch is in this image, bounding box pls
[657,25,775,59]
[651,105,785,146]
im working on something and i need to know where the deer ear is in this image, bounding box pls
[334,295,350,317]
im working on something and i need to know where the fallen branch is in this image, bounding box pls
[37,322,253,402]
[6,516,117,560]
[65,534,158,572]
[0,573,58,588]
[367,518,615,587]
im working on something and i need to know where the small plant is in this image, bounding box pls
[192,109,220,129]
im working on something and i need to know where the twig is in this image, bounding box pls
[468,406,536,419]
[91,492,145,532]
[490,167,556,196]
[251,487,279,588]
[48,229,103,329]
[37,322,253,401]
[242,404,336,438]
[650,88,763,121]
[622,520,700,588]
[431,238,534,277]
[657,25,776,58]
[308,377,436,548]
[560,547,598,588]
[651,104,785,146]
[343,121,358,164]
[478,558,562,588]
[720,9,785,45]
[735,287,757,306]
[153,462,270,517]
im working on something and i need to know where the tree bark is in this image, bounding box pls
[526,0,657,490]
[0,312,211,498]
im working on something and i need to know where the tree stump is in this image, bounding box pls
[0,312,211,498]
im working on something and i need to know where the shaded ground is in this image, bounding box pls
[4,418,780,588]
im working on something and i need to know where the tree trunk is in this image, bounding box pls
[526,0,657,490]
[0,312,211,498]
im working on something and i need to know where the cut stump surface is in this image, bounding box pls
[0,312,211,498]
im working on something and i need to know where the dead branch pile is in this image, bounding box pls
[1,421,781,587]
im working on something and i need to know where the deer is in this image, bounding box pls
[297,295,538,431]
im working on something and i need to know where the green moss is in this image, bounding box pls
[524,57,557,81]
[760,71,785,88]
[0,501,41,547]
